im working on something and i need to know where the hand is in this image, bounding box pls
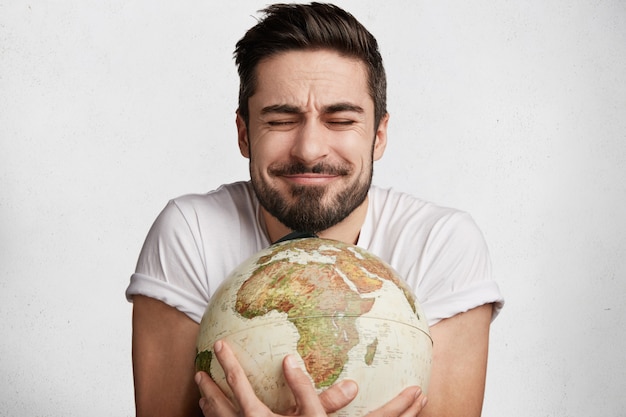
[196,339,428,417]
[195,339,356,416]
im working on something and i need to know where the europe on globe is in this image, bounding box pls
[195,237,432,416]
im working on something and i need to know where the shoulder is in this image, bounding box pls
[369,185,488,256]
[366,186,501,324]
[367,185,472,237]
[146,181,261,251]
[170,181,256,215]
[364,186,490,279]
[133,181,268,304]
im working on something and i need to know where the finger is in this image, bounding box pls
[398,389,427,417]
[195,371,238,417]
[366,386,426,417]
[318,379,358,413]
[282,354,326,414]
[214,340,271,415]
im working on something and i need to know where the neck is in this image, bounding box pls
[261,196,369,245]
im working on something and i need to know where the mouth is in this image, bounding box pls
[269,162,350,186]
[281,173,339,186]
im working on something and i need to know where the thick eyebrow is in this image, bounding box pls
[260,104,302,115]
[323,103,364,114]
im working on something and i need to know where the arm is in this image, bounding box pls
[132,295,203,417]
[420,303,494,417]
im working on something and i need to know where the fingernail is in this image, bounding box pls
[339,380,358,398]
[421,396,428,407]
[414,388,422,399]
[285,354,298,368]
[195,372,202,384]
[199,397,206,408]
[214,340,223,352]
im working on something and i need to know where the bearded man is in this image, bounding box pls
[127,4,503,417]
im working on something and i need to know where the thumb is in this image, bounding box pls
[318,379,358,414]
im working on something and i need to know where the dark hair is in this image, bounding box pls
[234,2,387,128]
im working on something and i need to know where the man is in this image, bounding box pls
[127,3,503,417]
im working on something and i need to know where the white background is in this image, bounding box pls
[1,1,625,416]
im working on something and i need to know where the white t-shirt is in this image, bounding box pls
[126,181,503,326]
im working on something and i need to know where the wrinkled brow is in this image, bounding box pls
[261,104,301,115]
[260,103,365,115]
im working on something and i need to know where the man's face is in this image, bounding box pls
[237,49,388,233]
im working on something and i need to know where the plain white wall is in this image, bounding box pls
[1,1,625,416]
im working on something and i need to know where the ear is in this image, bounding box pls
[236,111,250,159]
[373,113,389,161]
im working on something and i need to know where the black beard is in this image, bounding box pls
[251,161,373,234]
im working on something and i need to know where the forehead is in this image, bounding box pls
[251,49,372,110]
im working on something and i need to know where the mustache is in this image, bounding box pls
[268,162,350,176]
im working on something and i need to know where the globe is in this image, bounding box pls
[195,237,432,416]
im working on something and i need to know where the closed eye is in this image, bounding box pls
[328,120,355,125]
[267,120,296,126]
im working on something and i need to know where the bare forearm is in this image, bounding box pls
[132,295,203,417]
[419,304,493,417]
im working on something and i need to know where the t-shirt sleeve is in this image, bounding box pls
[417,212,504,326]
[125,200,209,323]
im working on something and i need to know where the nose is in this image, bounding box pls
[290,119,329,164]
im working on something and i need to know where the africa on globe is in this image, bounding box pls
[195,237,432,416]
